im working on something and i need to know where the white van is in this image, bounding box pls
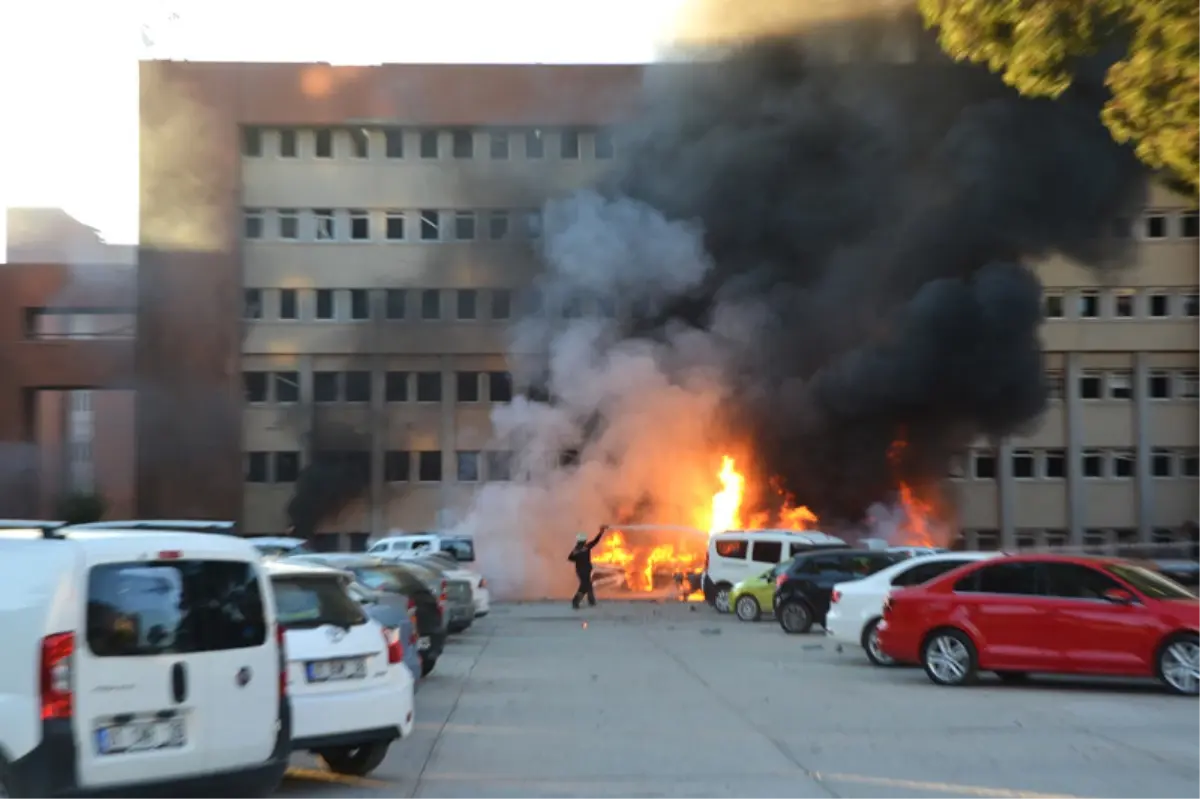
[703,529,848,613]
[0,525,289,798]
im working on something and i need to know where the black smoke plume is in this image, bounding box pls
[285,412,371,539]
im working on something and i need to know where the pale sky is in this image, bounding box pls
[0,0,685,255]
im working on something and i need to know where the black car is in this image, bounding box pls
[774,549,904,634]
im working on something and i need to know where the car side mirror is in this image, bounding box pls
[1102,588,1135,605]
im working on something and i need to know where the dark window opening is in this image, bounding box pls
[751,540,782,564]
[279,289,297,320]
[274,372,299,404]
[384,451,410,482]
[457,372,480,402]
[1148,371,1172,399]
[418,451,442,482]
[313,371,339,403]
[973,453,995,479]
[491,289,511,320]
[457,451,480,482]
[421,290,441,320]
[244,372,267,403]
[454,212,475,241]
[243,289,263,320]
[350,212,370,241]
[344,371,371,403]
[489,211,509,240]
[457,290,477,320]
[1082,451,1105,478]
[419,130,439,159]
[348,128,369,158]
[1149,293,1169,317]
[489,131,509,159]
[1011,451,1035,479]
[314,128,333,158]
[1182,211,1199,239]
[350,289,370,320]
[1079,374,1102,399]
[275,452,300,483]
[242,127,262,157]
[1151,449,1173,477]
[560,129,580,159]
[384,128,404,158]
[386,213,405,241]
[525,129,544,158]
[316,290,335,320]
[385,371,409,402]
[420,210,440,241]
[452,129,473,158]
[488,371,512,402]
[385,289,406,320]
[245,452,268,483]
[487,451,512,481]
[279,129,297,158]
[1145,214,1167,238]
[1045,449,1066,479]
[416,372,442,402]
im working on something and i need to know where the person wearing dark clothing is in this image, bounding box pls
[568,526,607,609]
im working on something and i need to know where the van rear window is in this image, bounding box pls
[715,539,748,559]
[87,560,267,657]
[439,538,476,563]
[271,576,367,629]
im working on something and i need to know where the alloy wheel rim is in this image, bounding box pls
[1162,641,1200,694]
[868,626,893,664]
[736,598,756,620]
[783,604,808,631]
[926,635,969,683]
[714,589,731,613]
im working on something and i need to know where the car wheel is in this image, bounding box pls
[318,741,391,776]
[734,595,761,622]
[1156,632,1200,696]
[421,656,437,677]
[713,584,733,614]
[995,671,1029,684]
[861,618,894,667]
[921,628,978,687]
[777,600,813,634]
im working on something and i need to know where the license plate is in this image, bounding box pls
[96,717,186,756]
[418,636,431,651]
[306,657,367,682]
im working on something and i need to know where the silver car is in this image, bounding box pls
[403,557,476,633]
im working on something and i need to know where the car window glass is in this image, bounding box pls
[800,555,841,574]
[272,576,367,629]
[355,566,405,592]
[751,540,783,564]
[87,559,266,657]
[715,539,748,559]
[1044,562,1124,600]
[894,559,970,587]
[439,538,476,562]
[1106,563,1197,600]
[956,562,1040,595]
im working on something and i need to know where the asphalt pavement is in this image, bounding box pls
[279,599,1200,798]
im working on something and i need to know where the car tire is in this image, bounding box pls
[995,671,1029,684]
[713,584,733,614]
[318,741,391,777]
[1155,632,1200,696]
[921,628,978,687]
[861,618,894,667]
[734,595,761,622]
[421,656,437,677]
[777,599,813,634]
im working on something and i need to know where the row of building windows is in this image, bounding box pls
[1044,287,1198,320]
[955,447,1200,481]
[243,370,513,404]
[244,207,543,244]
[245,449,515,484]
[967,527,1192,551]
[244,288,515,323]
[241,126,615,162]
[1044,368,1199,401]
[1115,209,1199,240]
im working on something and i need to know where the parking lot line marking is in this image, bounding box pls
[815,772,1075,798]
[284,766,390,789]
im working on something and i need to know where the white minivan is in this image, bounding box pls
[0,524,289,798]
[703,529,848,613]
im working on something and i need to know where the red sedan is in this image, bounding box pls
[876,553,1199,695]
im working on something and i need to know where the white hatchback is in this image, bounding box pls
[825,551,1002,665]
[266,561,415,777]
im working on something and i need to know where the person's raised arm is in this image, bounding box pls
[588,525,609,548]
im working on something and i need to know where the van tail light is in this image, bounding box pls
[831,589,842,605]
[276,624,288,697]
[438,580,448,617]
[775,574,787,589]
[383,627,404,665]
[40,632,74,720]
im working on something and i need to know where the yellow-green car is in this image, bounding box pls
[729,564,786,622]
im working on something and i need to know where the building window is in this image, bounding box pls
[416,372,441,402]
[457,451,480,482]
[314,209,336,241]
[488,211,510,240]
[385,289,406,320]
[279,289,297,320]
[525,129,544,159]
[1112,450,1135,478]
[344,371,371,403]
[385,451,410,482]
[454,211,476,241]
[274,452,300,483]
[594,130,615,159]
[488,371,513,402]
[278,209,299,240]
[972,450,995,480]
[1083,529,1109,550]
[349,209,370,241]
[1078,290,1099,318]
[1181,291,1199,318]
[973,530,1000,551]
[457,289,477,320]
[1042,292,1063,319]
[456,372,480,403]
[452,129,473,158]
[1151,448,1174,478]
[385,211,405,241]
[1148,291,1170,317]
[243,289,263,320]
[560,129,581,159]
[1010,450,1035,479]
[1045,371,1064,401]
[1148,370,1172,399]
[421,290,441,321]
[1112,290,1134,318]
[1082,450,1105,479]
[418,451,442,482]
[1182,210,1199,238]
[384,128,404,158]
[1178,370,1200,399]
[316,289,335,320]
[244,208,264,240]
[521,287,544,317]
[245,452,268,483]
[1107,371,1133,400]
[419,130,439,159]
[491,289,512,320]
[487,451,512,481]
[314,128,333,158]
[274,372,299,403]
[313,372,339,403]
[244,372,267,403]
[525,211,543,240]
[1044,448,1066,479]
[279,129,297,158]
[242,127,262,157]
[1078,371,1103,400]
[385,371,408,402]
[349,289,370,321]
[420,210,440,241]
[1182,450,1200,478]
[489,131,509,159]
[1142,211,1167,239]
[348,128,369,158]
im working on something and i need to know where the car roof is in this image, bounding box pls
[292,553,384,566]
[264,560,346,579]
[990,552,1130,566]
[248,536,307,548]
[713,529,846,543]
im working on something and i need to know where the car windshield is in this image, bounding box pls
[439,537,476,563]
[353,566,406,592]
[1106,563,1198,600]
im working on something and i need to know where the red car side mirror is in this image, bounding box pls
[1102,588,1135,605]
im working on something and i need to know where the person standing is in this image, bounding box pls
[568,525,607,609]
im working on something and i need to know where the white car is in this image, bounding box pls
[265,560,414,776]
[0,522,289,798]
[825,551,1002,665]
[703,529,848,613]
[370,534,491,617]
[247,536,311,559]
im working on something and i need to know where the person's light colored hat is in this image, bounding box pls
[576,532,587,543]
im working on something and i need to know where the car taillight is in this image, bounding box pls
[831,589,841,605]
[383,627,404,665]
[438,580,448,614]
[775,574,787,589]
[276,624,288,697]
[40,632,74,720]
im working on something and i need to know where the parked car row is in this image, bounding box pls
[0,521,490,798]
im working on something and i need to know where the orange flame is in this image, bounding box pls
[710,455,745,534]
[894,481,937,548]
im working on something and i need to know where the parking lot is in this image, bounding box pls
[280,599,1199,798]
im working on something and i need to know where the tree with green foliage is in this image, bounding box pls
[55,492,108,525]
[919,0,1199,196]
